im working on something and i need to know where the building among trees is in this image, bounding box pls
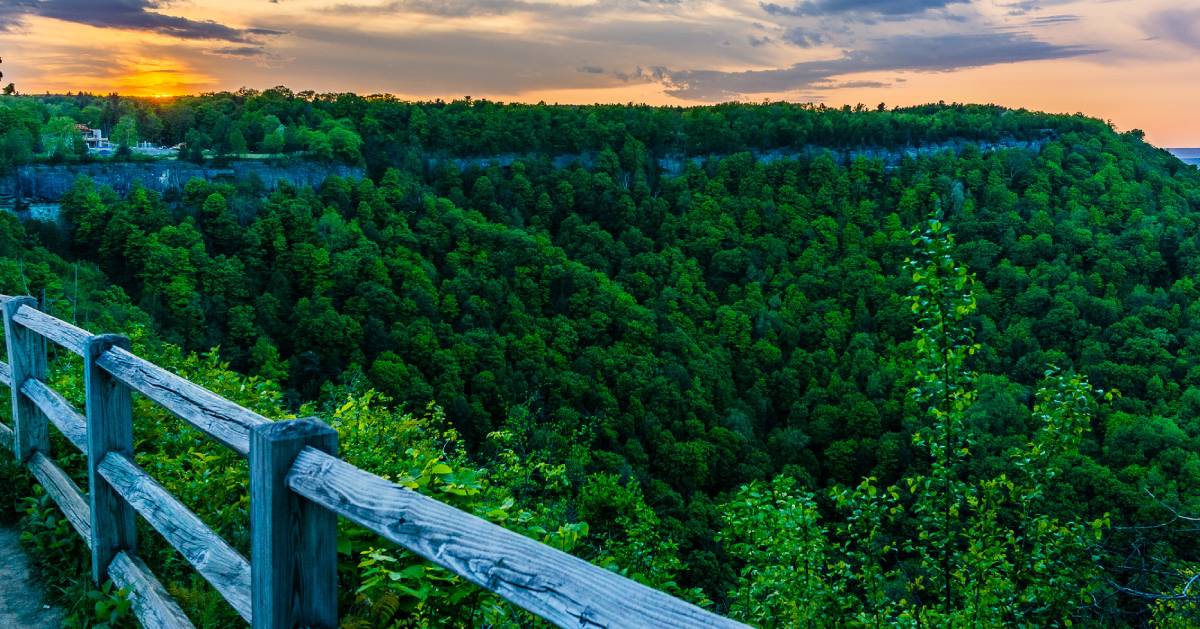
[75,124,112,154]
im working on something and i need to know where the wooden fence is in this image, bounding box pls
[0,294,746,628]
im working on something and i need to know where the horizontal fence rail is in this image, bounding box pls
[98,451,253,621]
[0,420,193,627]
[96,346,269,457]
[23,378,87,452]
[288,447,747,628]
[0,296,747,628]
[11,304,90,356]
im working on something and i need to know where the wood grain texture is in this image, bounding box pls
[0,421,11,449]
[85,334,137,584]
[108,551,196,629]
[251,420,338,629]
[22,379,87,453]
[27,451,92,546]
[11,305,89,357]
[0,360,10,387]
[98,451,252,622]
[286,448,748,629]
[96,346,268,457]
[4,297,50,462]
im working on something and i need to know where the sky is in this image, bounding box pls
[0,0,1197,147]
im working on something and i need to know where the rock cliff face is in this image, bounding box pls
[429,138,1046,176]
[4,138,1042,203]
[2,161,365,202]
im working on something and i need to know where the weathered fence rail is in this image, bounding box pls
[0,295,746,628]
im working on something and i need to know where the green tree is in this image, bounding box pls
[42,116,83,159]
[328,125,363,163]
[720,476,839,626]
[227,127,248,155]
[905,212,979,615]
[260,126,285,154]
[183,128,210,162]
[112,114,139,148]
[0,127,33,172]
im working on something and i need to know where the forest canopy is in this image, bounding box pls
[2,92,1200,626]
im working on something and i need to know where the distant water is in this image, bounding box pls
[1167,148,1200,166]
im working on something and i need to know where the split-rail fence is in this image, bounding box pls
[0,294,746,628]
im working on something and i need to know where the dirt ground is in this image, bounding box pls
[0,526,62,628]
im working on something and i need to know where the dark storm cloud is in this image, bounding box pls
[761,0,969,18]
[0,0,280,42]
[664,30,1104,100]
[577,64,605,74]
[1143,8,1200,52]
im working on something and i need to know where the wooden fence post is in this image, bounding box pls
[2,296,49,462]
[85,334,137,584]
[250,418,338,628]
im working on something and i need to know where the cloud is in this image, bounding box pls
[209,46,269,57]
[325,0,564,17]
[322,0,689,19]
[1001,0,1040,13]
[614,66,670,82]
[811,79,890,89]
[1000,0,1078,15]
[247,27,288,37]
[663,30,1104,99]
[761,0,969,17]
[1,37,220,95]
[1143,8,1200,52]
[247,21,674,96]
[1029,14,1079,27]
[0,0,281,43]
[3,0,1115,106]
[256,3,775,97]
[782,28,827,47]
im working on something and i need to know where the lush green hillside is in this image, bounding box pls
[4,93,1200,625]
[0,90,1120,170]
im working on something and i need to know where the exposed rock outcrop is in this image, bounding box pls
[2,161,365,202]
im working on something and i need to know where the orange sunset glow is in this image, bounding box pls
[1,0,1197,146]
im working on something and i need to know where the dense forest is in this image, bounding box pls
[1,91,1200,626]
[1,88,1098,170]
